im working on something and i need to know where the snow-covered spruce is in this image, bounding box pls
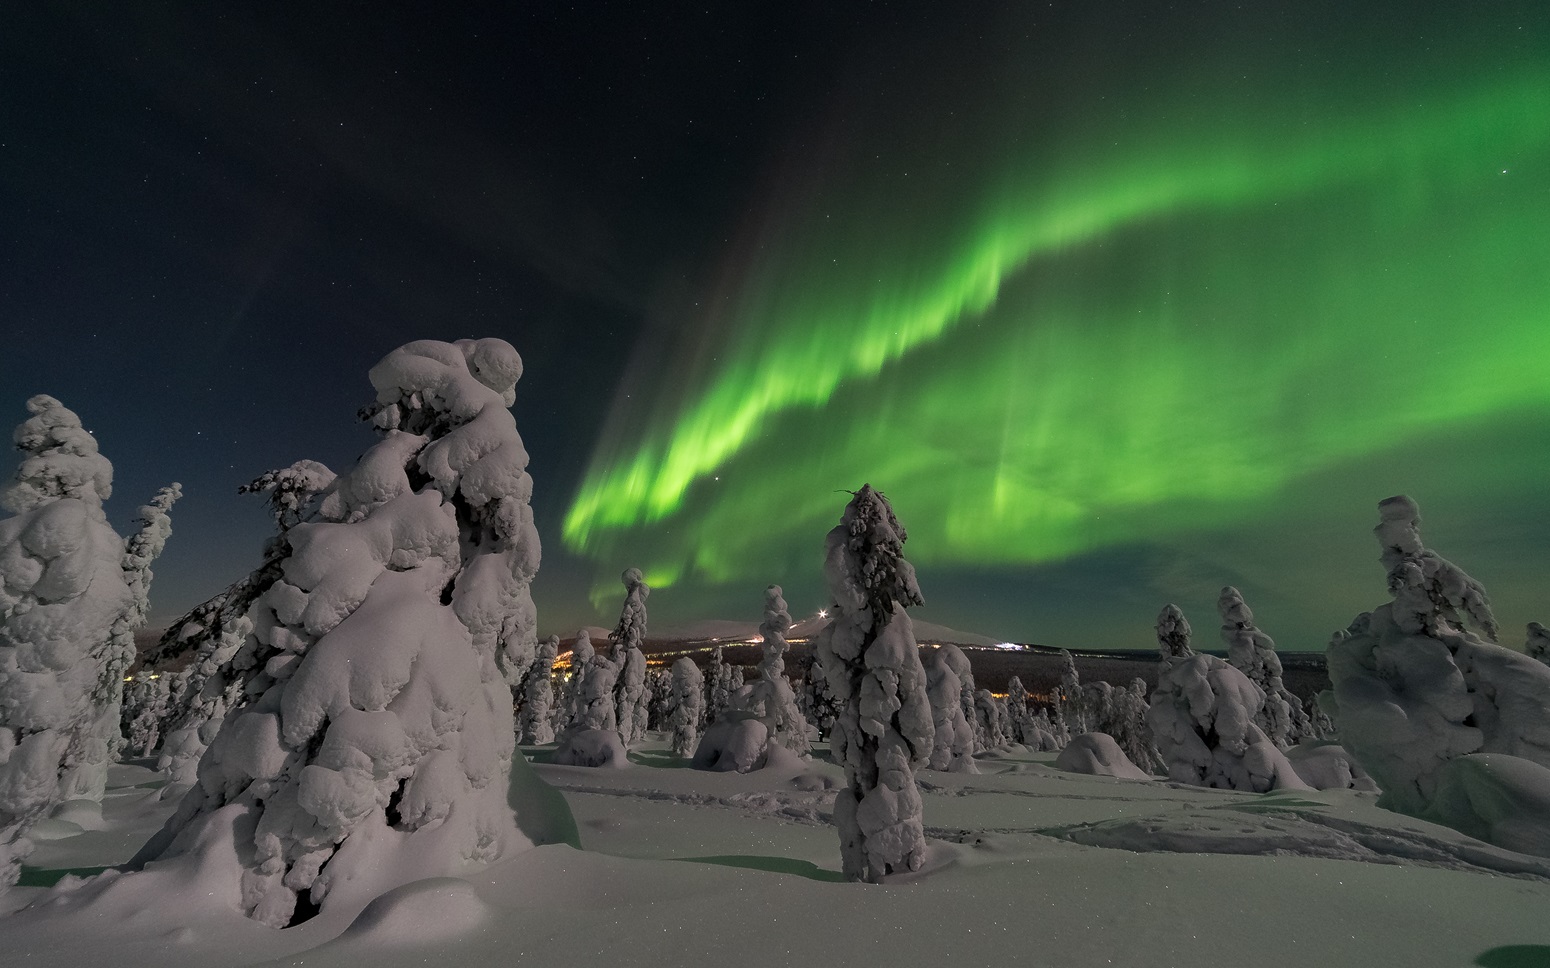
[691,584,813,772]
[70,482,182,796]
[668,657,704,757]
[1324,496,1550,850]
[126,339,543,927]
[518,635,558,745]
[646,667,672,731]
[812,485,933,882]
[0,396,175,886]
[1112,677,1162,775]
[1145,604,1307,792]
[123,674,171,758]
[610,568,650,749]
[798,652,840,740]
[1219,586,1310,749]
[924,645,977,772]
[975,689,1012,751]
[1056,650,1087,736]
[705,644,734,726]
[552,629,626,767]
[749,584,811,756]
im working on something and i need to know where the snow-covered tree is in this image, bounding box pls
[1005,675,1031,743]
[974,689,1012,750]
[924,646,977,772]
[1527,622,1550,667]
[747,584,811,756]
[1108,678,1161,775]
[1324,496,1550,833]
[812,485,933,882]
[705,644,736,725]
[668,657,704,757]
[553,628,626,767]
[611,568,650,748]
[518,635,558,745]
[1219,586,1310,749]
[123,674,171,758]
[1056,650,1087,734]
[1145,604,1306,792]
[646,667,672,731]
[128,338,543,927]
[0,396,175,886]
[798,652,840,740]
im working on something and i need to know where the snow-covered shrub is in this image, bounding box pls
[924,646,977,772]
[518,635,558,745]
[1145,604,1307,792]
[129,338,542,927]
[1219,586,1310,749]
[812,485,933,882]
[1324,496,1550,842]
[610,568,650,749]
[0,396,176,886]
[668,657,704,757]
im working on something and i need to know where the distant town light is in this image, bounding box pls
[817,609,829,620]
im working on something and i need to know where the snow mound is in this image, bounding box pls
[552,728,628,768]
[1055,733,1152,781]
[337,877,489,944]
[1286,742,1379,792]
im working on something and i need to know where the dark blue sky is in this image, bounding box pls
[1,3,932,633]
[5,3,1548,651]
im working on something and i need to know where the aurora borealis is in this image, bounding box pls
[5,3,1548,651]
[562,4,1550,646]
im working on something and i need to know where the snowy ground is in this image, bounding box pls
[7,740,1550,968]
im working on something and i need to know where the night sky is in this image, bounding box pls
[4,3,1548,651]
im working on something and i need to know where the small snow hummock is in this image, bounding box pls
[1055,732,1152,781]
[1145,603,1308,793]
[1324,495,1550,854]
[812,485,933,883]
[99,339,542,927]
[0,397,176,887]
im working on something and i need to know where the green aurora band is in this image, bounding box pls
[563,14,1550,623]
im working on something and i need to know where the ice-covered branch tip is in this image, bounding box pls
[1375,495,1497,640]
[240,461,336,530]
